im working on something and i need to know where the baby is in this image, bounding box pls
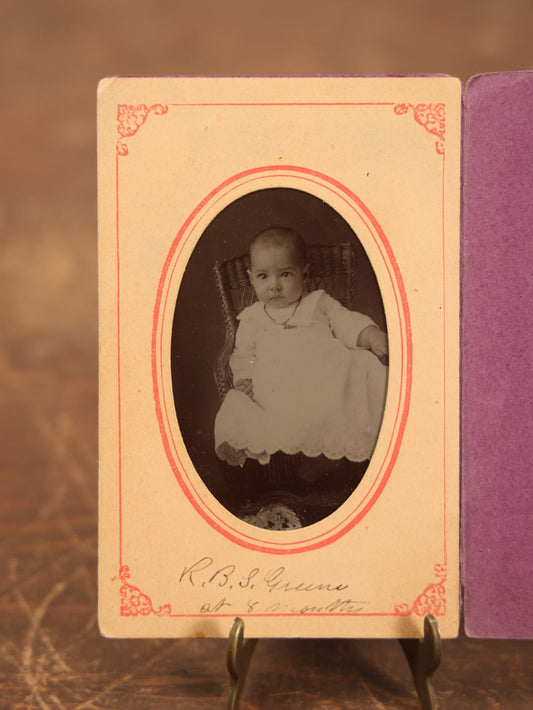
[215,227,388,468]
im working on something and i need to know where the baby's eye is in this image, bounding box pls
[281,271,293,278]
[256,273,267,279]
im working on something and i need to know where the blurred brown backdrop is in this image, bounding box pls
[1,1,532,708]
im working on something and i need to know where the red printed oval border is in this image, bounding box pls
[152,165,412,554]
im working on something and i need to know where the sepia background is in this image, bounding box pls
[1,1,531,708]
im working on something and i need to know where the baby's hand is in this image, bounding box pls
[367,328,388,359]
[234,378,253,398]
[358,325,388,359]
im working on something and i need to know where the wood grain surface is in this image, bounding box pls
[1,1,532,707]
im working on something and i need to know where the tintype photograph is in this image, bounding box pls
[172,188,388,529]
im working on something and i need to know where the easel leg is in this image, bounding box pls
[226,617,257,710]
[400,614,441,710]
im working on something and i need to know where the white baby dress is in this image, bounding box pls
[215,290,388,466]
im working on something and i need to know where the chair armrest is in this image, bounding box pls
[214,332,235,400]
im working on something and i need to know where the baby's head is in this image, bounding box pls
[248,227,309,309]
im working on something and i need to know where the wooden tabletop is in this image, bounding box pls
[1,2,532,707]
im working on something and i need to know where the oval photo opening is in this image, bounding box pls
[171,188,388,530]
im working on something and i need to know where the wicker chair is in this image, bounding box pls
[213,242,358,399]
[212,242,364,524]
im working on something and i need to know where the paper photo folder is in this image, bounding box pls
[97,71,531,640]
[461,71,533,639]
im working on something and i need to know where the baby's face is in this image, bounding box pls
[248,243,308,309]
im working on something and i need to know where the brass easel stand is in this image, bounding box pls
[226,614,441,710]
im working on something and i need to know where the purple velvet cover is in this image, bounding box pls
[462,72,533,638]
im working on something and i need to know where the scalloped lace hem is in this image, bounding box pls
[216,438,374,467]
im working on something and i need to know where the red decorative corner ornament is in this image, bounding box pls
[395,564,446,616]
[394,103,445,155]
[116,104,168,156]
[119,565,171,616]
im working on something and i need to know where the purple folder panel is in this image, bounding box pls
[462,72,533,638]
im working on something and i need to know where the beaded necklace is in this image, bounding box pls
[263,296,302,329]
